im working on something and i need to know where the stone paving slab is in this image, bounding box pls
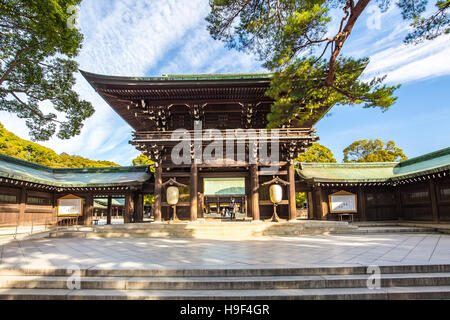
[1,286,450,300]
[0,234,449,271]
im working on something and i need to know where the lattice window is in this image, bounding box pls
[27,196,51,205]
[402,190,429,203]
[0,194,17,203]
[440,186,450,200]
[365,193,376,206]
[377,192,396,204]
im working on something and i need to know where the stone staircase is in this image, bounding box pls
[47,221,360,239]
[0,264,449,299]
[46,221,441,239]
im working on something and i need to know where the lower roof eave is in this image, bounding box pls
[391,166,450,181]
[0,174,152,190]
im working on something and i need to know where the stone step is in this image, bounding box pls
[0,273,449,290]
[2,264,449,277]
[352,222,400,227]
[47,221,359,238]
[48,224,440,239]
[332,226,436,234]
[1,286,450,300]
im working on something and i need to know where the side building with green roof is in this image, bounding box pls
[0,153,153,227]
[0,146,448,227]
[296,147,450,222]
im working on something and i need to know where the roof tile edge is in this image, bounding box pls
[397,147,450,168]
[297,162,399,169]
[0,152,149,174]
[80,70,273,82]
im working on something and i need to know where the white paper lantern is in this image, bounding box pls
[269,184,283,204]
[167,186,179,206]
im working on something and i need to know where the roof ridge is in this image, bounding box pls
[0,152,54,173]
[0,152,149,174]
[298,162,398,169]
[52,165,147,173]
[397,147,450,167]
[80,70,273,81]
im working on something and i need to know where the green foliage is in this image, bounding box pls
[132,154,155,205]
[296,192,307,205]
[0,0,94,141]
[206,0,448,128]
[132,154,155,173]
[294,142,334,206]
[0,122,119,167]
[144,194,154,206]
[404,0,450,43]
[132,154,153,166]
[343,139,408,162]
[266,57,399,128]
[295,143,336,163]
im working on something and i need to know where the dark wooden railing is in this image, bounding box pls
[132,128,316,143]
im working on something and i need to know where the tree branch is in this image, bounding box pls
[9,91,63,124]
[0,48,25,86]
[218,0,253,37]
[325,0,371,87]
[276,0,283,25]
[331,84,373,103]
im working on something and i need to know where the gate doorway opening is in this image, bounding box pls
[93,197,125,225]
[203,178,247,220]
[296,192,309,219]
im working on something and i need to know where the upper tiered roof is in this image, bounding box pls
[81,71,275,131]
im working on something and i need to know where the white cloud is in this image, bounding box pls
[364,34,450,83]
[0,0,265,166]
[152,25,263,75]
[345,6,450,84]
[1,0,448,166]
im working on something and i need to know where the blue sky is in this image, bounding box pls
[0,0,449,164]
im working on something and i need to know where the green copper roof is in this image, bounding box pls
[393,147,450,180]
[204,178,246,195]
[0,153,152,188]
[297,147,450,183]
[80,70,273,82]
[95,198,125,207]
[297,162,397,183]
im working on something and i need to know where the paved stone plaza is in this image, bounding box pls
[1,233,449,270]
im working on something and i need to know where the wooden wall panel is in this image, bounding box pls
[399,183,433,221]
[437,179,450,221]
[0,187,20,227]
[366,207,397,221]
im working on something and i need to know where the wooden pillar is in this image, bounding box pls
[244,194,248,217]
[154,165,162,222]
[18,187,26,227]
[198,175,204,218]
[245,176,251,218]
[134,193,144,223]
[429,179,439,222]
[106,196,112,225]
[287,163,297,221]
[190,164,198,221]
[307,191,314,219]
[51,192,57,225]
[395,187,403,221]
[314,187,328,220]
[198,193,204,218]
[357,186,367,221]
[250,164,260,221]
[124,193,132,223]
[84,194,94,226]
